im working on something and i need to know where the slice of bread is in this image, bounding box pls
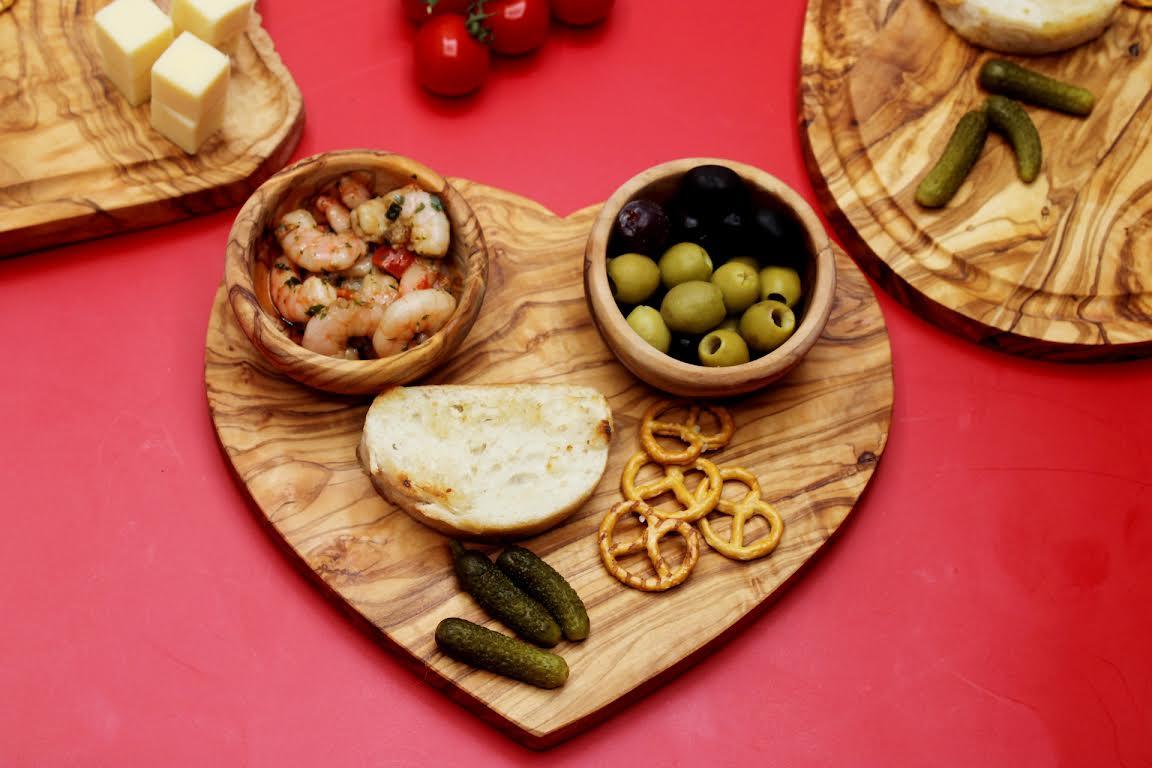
[359,385,613,539]
[932,0,1122,54]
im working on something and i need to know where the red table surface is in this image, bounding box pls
[3,1,1151,765]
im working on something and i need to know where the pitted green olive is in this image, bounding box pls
[660,281,726,335]
[658,242,713,288]
[726,255,760,270]
[740,300,797,352]
[607,253,661,304]
[758,265,803,307]
[698,329,750,367]
[626,305,671,353]
[710,262,760,314]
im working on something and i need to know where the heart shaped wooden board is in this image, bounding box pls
[0,0,302,257]
[800,0,1152,360]
[204,180,894,748]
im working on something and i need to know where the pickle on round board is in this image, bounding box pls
[449,541,562,647]
[978,59,1095,117]
[435,618,570,689]
[496,546,591,642]
[915,109,990,209]
[985,95,1042,183]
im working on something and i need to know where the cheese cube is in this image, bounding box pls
[93,0,174,106]
[150,97,226,154]
[151,32,230,120]
[171,0,253,48]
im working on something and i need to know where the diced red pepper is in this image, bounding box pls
[373,246,415,278]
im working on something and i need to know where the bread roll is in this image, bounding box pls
[359,385,613,539]
[931,0,1123,54]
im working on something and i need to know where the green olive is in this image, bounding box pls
[710,262,760,314]
[698,329,750,367]
[660,281,727,335]
[717,316,740,331]
[658,242,713,288]
[607,253,661,304]
[758,265,803,308]
[726,255,760,269]
[740,300,797,352]
[626,305,671,353]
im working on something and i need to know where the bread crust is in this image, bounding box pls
[358,385,613,540]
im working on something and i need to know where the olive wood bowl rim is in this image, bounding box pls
[224,149,488,395]
[583,157,837,398]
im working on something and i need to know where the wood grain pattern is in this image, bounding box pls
[800,0,1152,360]
[584,157,838,397]
[204,180,894,748]
[0,0,302,257]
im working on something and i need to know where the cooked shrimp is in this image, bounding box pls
[315,195,352,234]
[275,209,367,273]
[338,174,372,209]
[269,261,337,323]
[350,184,450,257]
[372,288,457,358]
[399,256,452,295]
[347,268,400,306]
[301,298,385,358]
[337,254,374,279]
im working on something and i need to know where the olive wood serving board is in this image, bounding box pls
[0,0,302,257]
[204,180,894,748]
[800,0,1152,360]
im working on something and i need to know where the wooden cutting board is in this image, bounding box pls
[800,0,1152,360]
[0,0,302,257]
[204,180,894,748]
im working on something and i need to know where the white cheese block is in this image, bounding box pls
[931,0,1123,54]
[150,97,225,154]
[151,32,230,120]
[93,0,174,106]
[171,0,253,48]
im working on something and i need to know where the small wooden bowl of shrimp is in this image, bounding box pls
[225,150,488,395]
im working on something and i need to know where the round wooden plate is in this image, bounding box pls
[800,0,1152,360]
[204,179,894,748]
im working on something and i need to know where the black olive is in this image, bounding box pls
[612,199,671,256]
[668,333,702,365]
[677,165,749,216]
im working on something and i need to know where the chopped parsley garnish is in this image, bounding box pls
[283,276,302,288]
[306,304,326,317]
[414,202,426,214]
[386,201,403,221]
[430,195,443,212]
[274,261,290,271]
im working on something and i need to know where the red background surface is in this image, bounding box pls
[3,1,1151,765]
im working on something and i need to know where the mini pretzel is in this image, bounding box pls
[598,500,700,591]
[639,400,735,465]
[620,451,722,523]
[694,466,785,561]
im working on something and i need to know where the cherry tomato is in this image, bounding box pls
[373,246,416,278]
[402,0,471,24]
[413,13,490,96]
[483,0,549,56]
[550,0,613,25]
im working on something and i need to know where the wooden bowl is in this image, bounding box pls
[584,158,836,398]
[224,150,488,395]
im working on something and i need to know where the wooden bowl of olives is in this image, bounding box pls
[584,158,836,397]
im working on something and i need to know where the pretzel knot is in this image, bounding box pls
[694,466,785,561]
[620,451,722,522]
[598,500,700,592]
[639,400,735,465]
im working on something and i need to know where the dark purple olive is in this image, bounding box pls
[752,207,808,271]
[667,333,702,365]
[612,199,670,256]
[677,165,749,216]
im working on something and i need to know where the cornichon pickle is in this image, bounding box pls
[979,59,1095,116]
[435,618,569,689]
[496,546,590,642]
[450,541,561,647]
[915,109,990,209]
[985,95,1042,183]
